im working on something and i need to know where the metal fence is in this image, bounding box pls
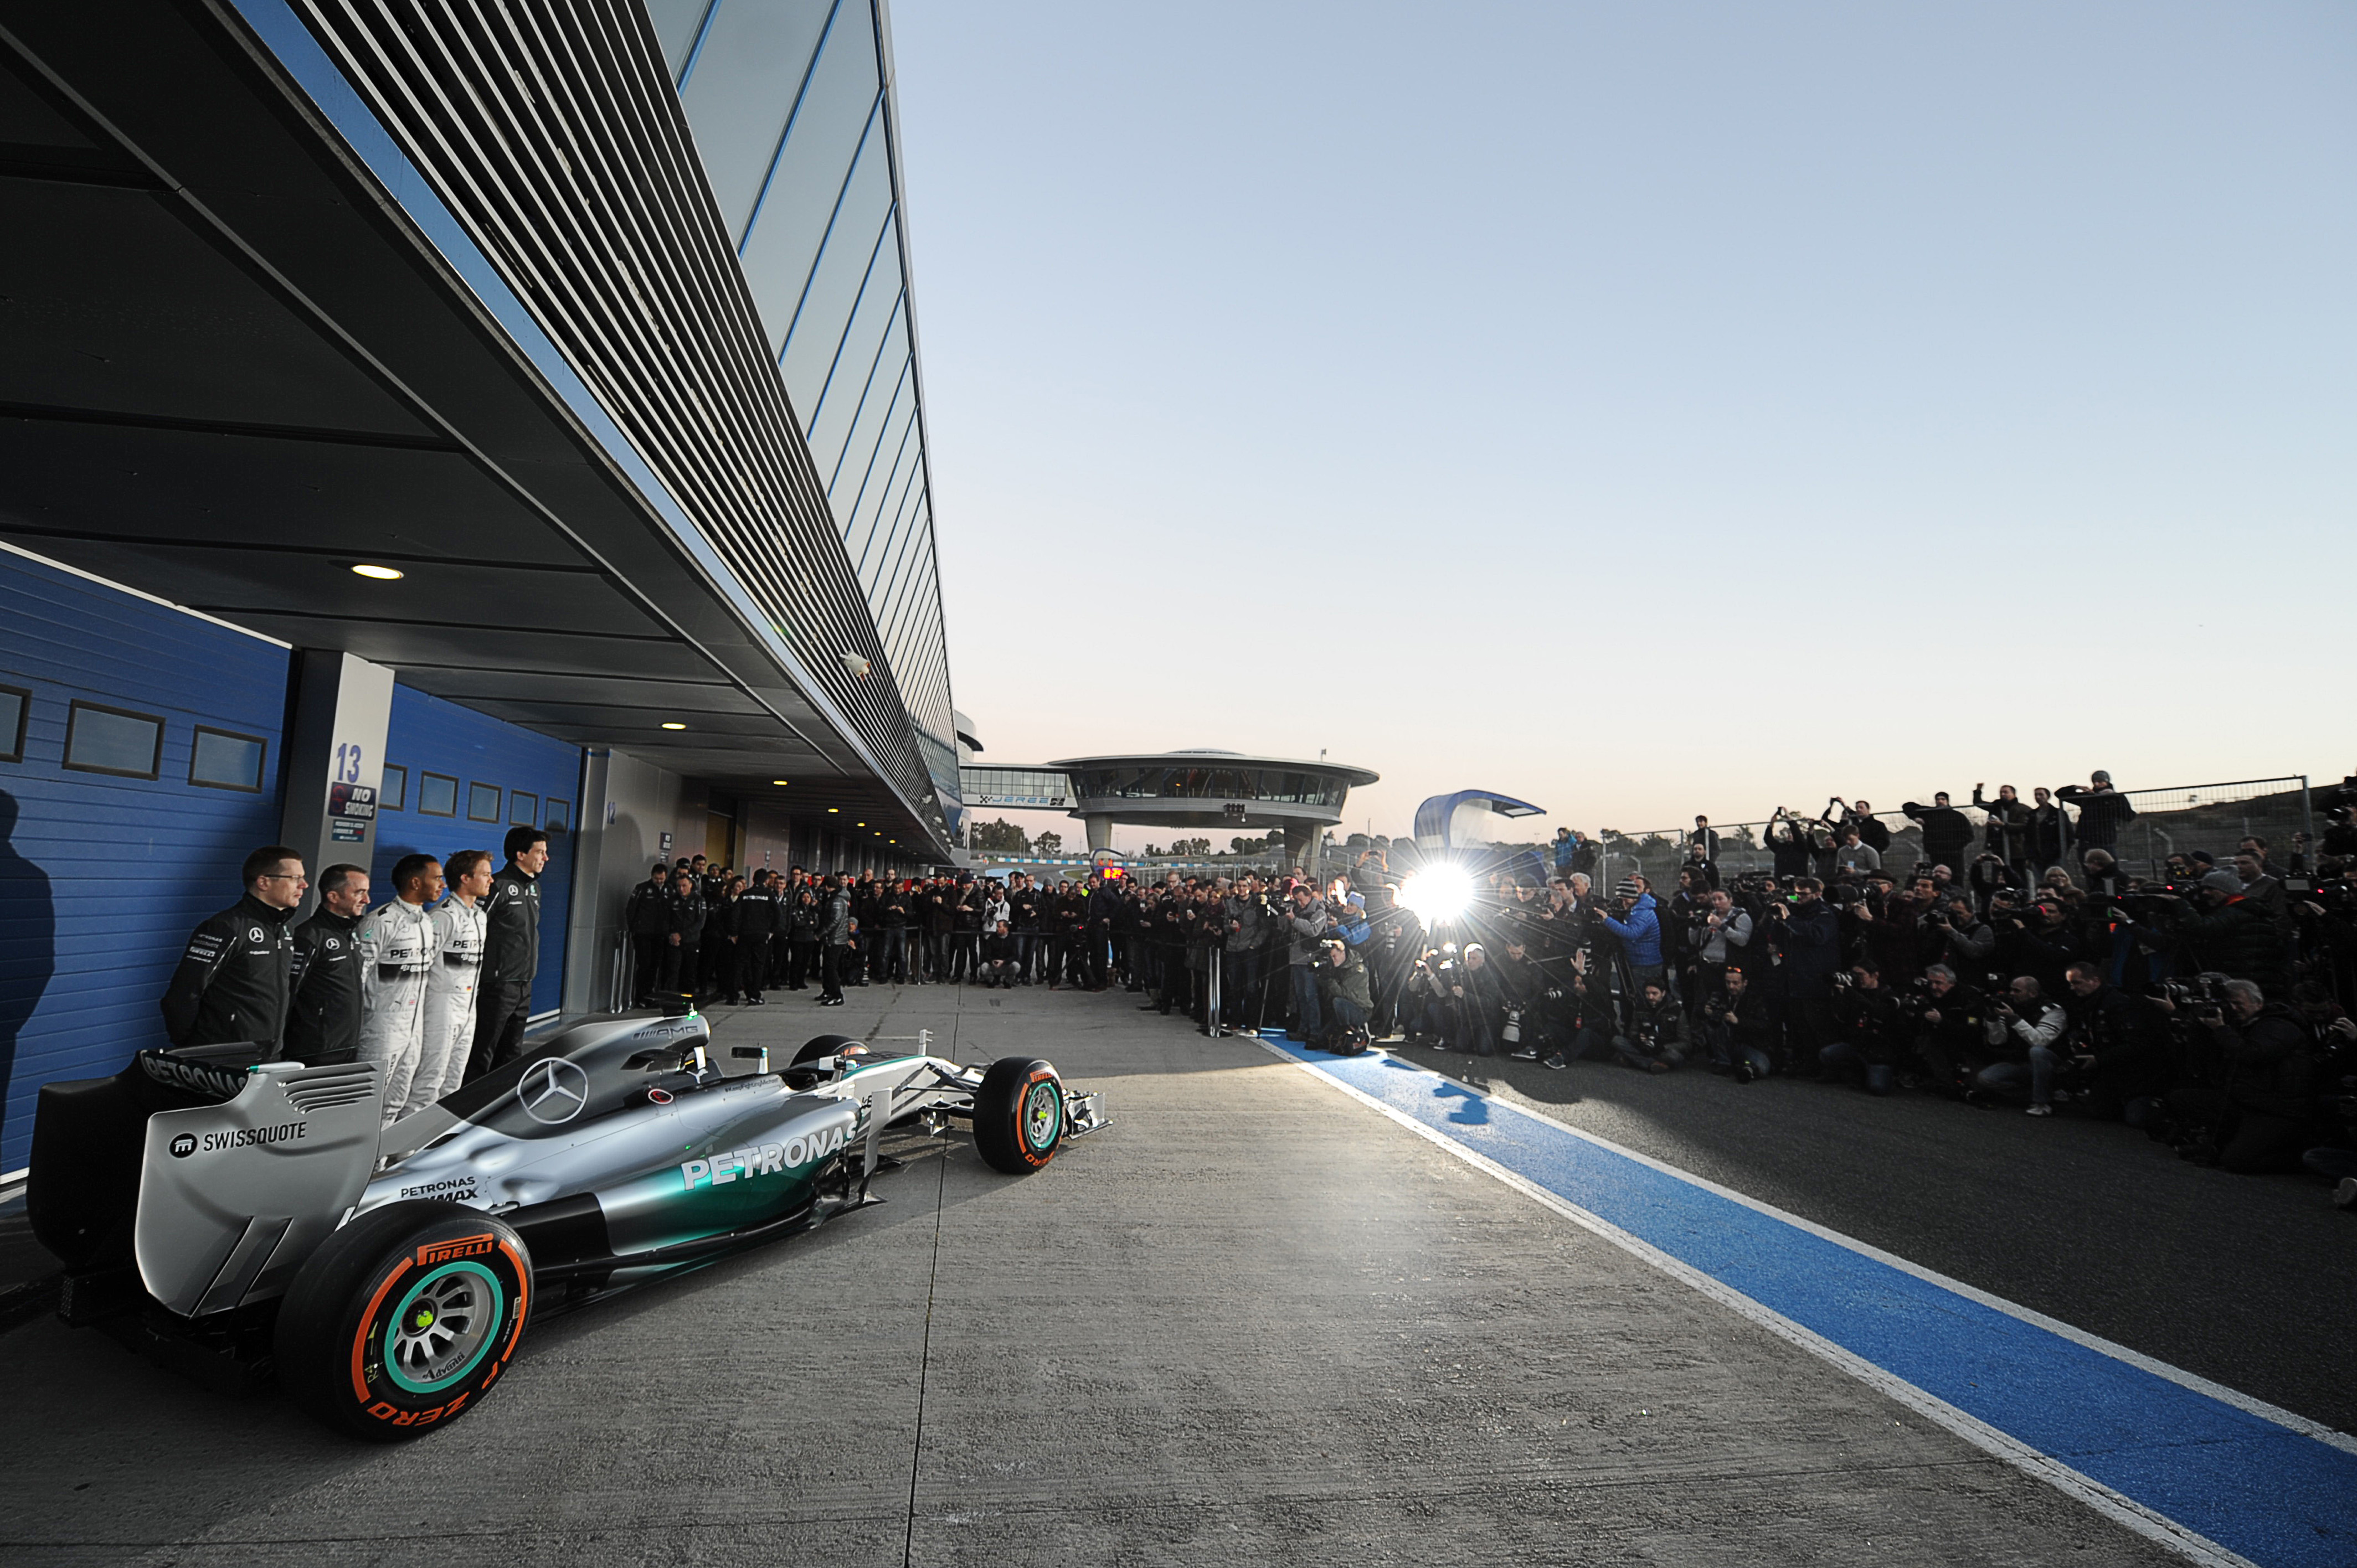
[1555,776,2316,891]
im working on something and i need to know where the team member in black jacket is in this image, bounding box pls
[625,862,671,1005]
[161,844,307,1054]
[737,870,781,1003]
[466,826,549,1081]
[284,862,371,1065]
[661,868,708,998]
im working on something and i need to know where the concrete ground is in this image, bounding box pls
[0,982,2287,1565]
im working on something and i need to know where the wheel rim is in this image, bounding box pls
[384,1261,504,1394]
[1022,1080,1062,1152]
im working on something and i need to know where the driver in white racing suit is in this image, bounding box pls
[412,849,491,1115]
[357,854,444,1122]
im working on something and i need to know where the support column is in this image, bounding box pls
[276,650,394,914]
[1283,822,1318,873]
[1084,814,1115,854]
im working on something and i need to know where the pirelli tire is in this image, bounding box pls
[795,1033,862,1066]
[973,1056,1066,1175]
[275,1200,532,1442]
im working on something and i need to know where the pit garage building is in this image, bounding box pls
[0,1,962,1178]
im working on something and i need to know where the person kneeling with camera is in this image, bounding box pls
[1614,979,1690,1074]
[1907,964,1990,1097]
[1703,967,1780,1082]
[2167,979,2320,1172]
[1819,961,1905,1092]
[1973,975,2069,1115]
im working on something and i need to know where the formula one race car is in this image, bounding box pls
[24,1008,1104,1440]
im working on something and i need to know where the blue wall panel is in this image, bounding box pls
[372,683,580,1017]
[0,551,291,1174]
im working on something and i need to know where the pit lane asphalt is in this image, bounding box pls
[0,983,2311,1566]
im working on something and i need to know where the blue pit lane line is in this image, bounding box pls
[1267,1041,2356,1568]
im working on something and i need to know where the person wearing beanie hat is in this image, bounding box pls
[1599,875,1665,998]
[2160,868,2288,995]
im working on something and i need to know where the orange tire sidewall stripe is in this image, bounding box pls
[350,1257,414,1404]
[1024,1071,1057,1166]
[496,1237,531,1366]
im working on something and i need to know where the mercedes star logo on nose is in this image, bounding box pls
[519,1058,591,1125]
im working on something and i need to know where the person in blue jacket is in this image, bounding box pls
[1599,876,1665,994]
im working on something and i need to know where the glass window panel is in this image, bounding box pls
[545,798,570,834]
[468,782,502,822]
[872,503,929,630]
[808,254,904,484]
[0,684,26,762]
[646,0,715,82]
[63,702,161,778]
[381,764,407,811]
[675,0,832,243]
[189,727,265,792]
[822,310,908,508]
[860,460,922,587]
[776,137,893,425]
[420,772,459,817]
[734,0,880,350]
[509,790,539,826]
[844,389,916,576]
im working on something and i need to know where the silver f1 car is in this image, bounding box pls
[25,1008,1104,1440]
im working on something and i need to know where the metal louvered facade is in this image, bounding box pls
[286,0,960,835]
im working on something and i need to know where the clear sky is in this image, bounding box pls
[888,1,2355,848]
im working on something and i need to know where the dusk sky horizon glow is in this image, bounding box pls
[888,2,2354,851]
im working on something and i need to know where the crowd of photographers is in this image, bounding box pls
[618,770,2357,1206]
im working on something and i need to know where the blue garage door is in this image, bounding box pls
[0,549,291,1174]
[371,683,580,1017]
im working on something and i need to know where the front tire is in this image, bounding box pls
[973,1056,1064,1174]
[275,1200,531,1442]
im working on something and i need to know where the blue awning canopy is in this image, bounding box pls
[1413,790,1547,848]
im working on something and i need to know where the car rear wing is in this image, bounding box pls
[136,1060,382,1317]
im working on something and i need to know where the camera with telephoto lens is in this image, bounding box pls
[2159,972,2232,1009]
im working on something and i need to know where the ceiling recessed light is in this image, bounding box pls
[660,721,687,730]
[351,563,404,581]
[771,780,789,786]
[826,807,839,813]
[856,823,865,828]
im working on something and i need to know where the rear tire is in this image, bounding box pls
[276,1200,531,1442]
[973,1056,1064,1175]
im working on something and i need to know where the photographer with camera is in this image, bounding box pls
[2056,771,2137,869]
[1598,875,1665,997]
[1986,891,2083,997]
[1766,808,1816,880]
[1975,974,2070,1115]
[2166,979,2322,1172]
[1819,960,1905,1092]
[1825,797,1893,855]
[1495,936,1550,1060]
[1850,873,1928,983]
[1702,967,1780,1082]
[1313,935,1374,1053]
[1768,876,1839,1066]
[2159,869,2289,996]
[2056,960,2168,1121]
[1615,978,1691,1074]
[1906,964,1991,1096]
[1932,893,1996,985]
[1902,792,1976,881]
[1692,888,1755,1006]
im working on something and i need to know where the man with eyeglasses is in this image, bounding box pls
[161,844,307,1055]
